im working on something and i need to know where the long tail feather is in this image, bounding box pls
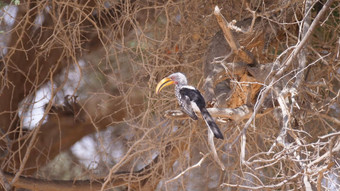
[200,108,224,139]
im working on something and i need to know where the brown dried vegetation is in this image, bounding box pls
[0,0,339,190]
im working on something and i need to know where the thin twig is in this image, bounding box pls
[229,0,335,155]
[221,173,301,189]
[165,154,208,185]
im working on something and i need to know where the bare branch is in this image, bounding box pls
[165,104,260,121]
[214,6,255,64]
[207,127,225,170]
[221,173,301,190]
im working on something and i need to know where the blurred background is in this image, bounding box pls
[0,0,339,190]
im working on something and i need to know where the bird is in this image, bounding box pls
[155,72,224,139]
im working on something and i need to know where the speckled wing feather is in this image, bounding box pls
[179,94,198,120]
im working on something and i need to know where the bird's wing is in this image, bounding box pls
[180,87,224,139]
[180,94,198,120]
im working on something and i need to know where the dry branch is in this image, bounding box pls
[5,172,104,191]
[165,105,251,120]
[207,127,225,170]
[1,0,143,177]
[3,137,187,191]
[0,0,339,190]
[221,173,302,190]
[231,0,336,149]
[164,104,273,122]
[214,6,255,64]
[6,90,144,175]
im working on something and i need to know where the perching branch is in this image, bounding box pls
[165,105,249,120]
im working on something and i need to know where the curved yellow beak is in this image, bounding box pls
[155,77,175,94]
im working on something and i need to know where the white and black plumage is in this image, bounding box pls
[156,72,224,139]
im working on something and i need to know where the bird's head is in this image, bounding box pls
[155,72,188,94]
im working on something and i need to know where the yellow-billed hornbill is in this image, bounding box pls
[156,72,224,139]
